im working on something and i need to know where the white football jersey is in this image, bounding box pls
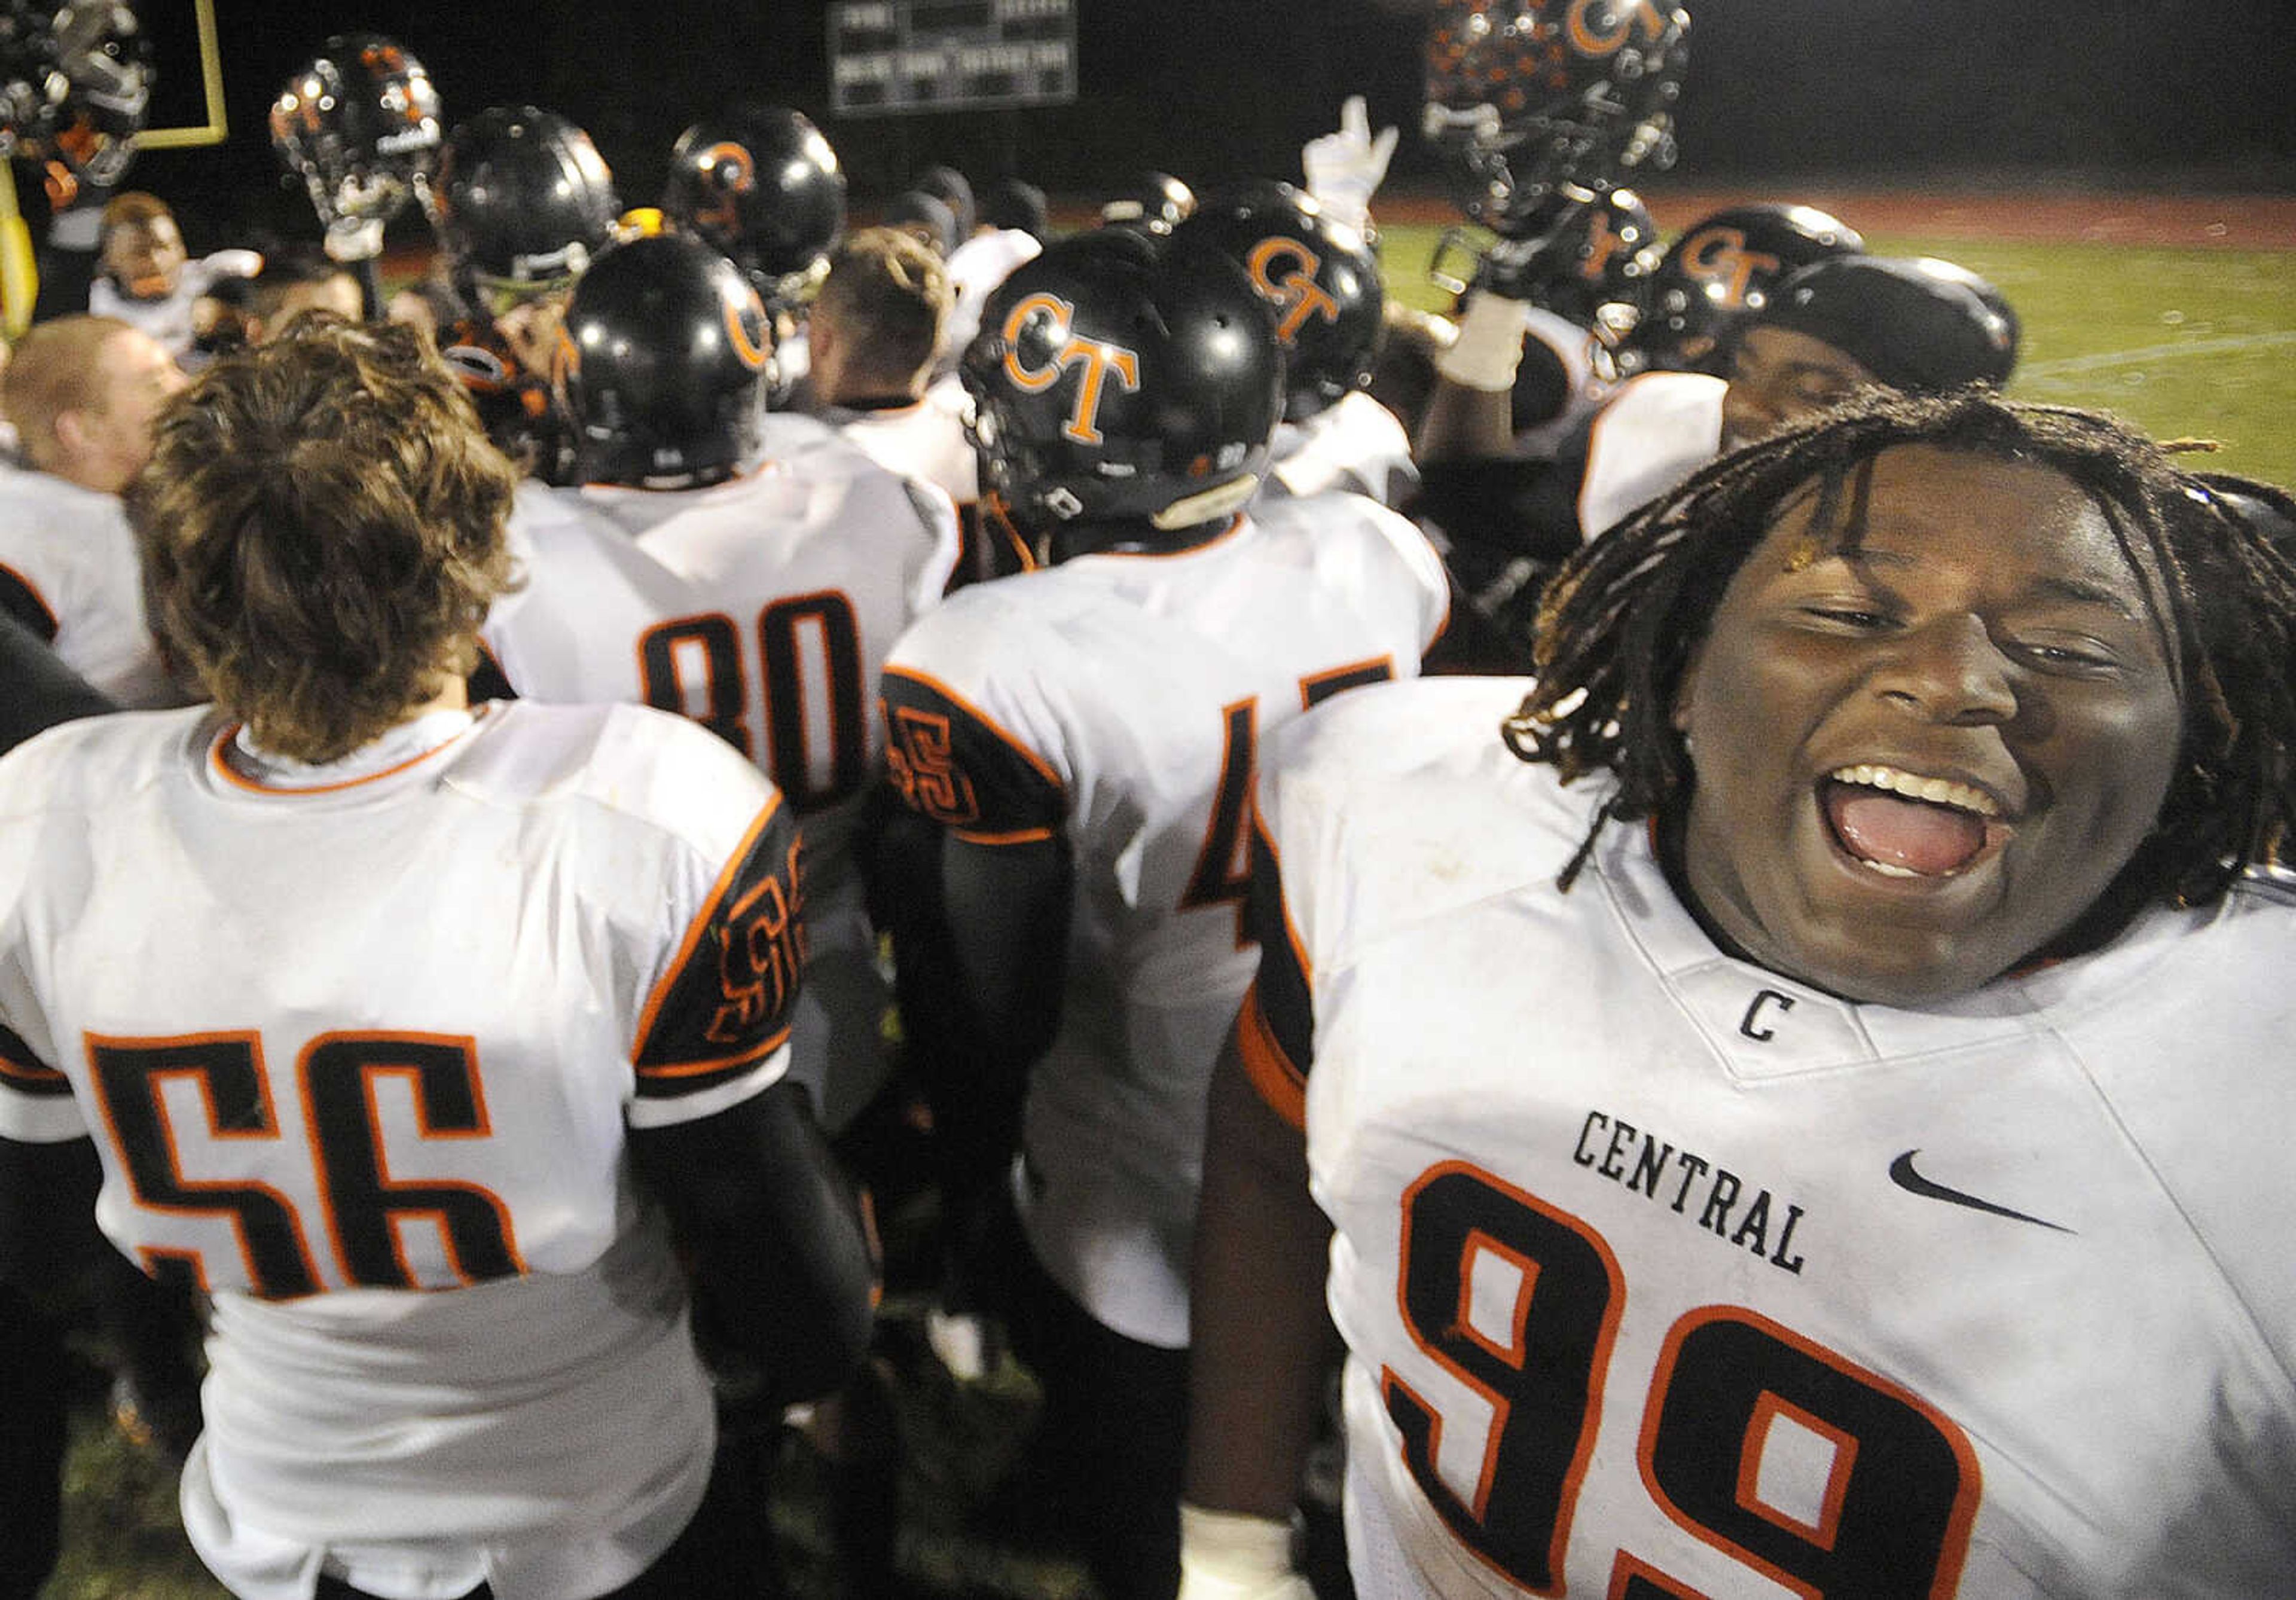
[881,501,1450,1346]
[483,447,958,1129]
[827,373,980,512]
[0,460,187,707]
[1265,390,1418,509]
[0,699,807,1599]
[1576,369,1725,539]
[1244,676,2296,1599]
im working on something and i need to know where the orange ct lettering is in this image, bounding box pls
[1683,227,1782,308]
[1245,237,1341,345]
[1000,292,1143,445]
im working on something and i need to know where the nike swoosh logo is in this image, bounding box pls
[1888,1150,2074,1234]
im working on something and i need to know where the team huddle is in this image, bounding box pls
[2,1,2294,1598]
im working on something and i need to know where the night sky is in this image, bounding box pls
[113,0,2296,251]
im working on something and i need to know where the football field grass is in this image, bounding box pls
[1375,219,2296,490]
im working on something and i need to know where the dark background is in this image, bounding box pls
[118,0,2296,249]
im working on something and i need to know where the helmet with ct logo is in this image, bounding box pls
[1623,201,1864,374]
[432,106,620,301]
[960,228,1284,542]
[1480,180,1662,326]
[1172,181,1382,423]
[554,232,774,488]
[662,105,846,307]
[1421,0,1689,239]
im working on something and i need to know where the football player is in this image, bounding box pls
[809,225,1029,586]
[0,611,116,1599]
[0,314,192,707]
[1419,253,2020,668]
[0,316,875,1600]
[396,105,621,482]
[480,230,961,1138]
[662,105,848,410]
[84,191,262,365]
[1617,200,1867,378]
[1175,181,1417,509]
[1181,387,2296,1598]
[878,228,1449,1599]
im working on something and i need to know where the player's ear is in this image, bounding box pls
[51,408,90,459]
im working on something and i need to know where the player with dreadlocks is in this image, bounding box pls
[1512,389,2296,904]
[1178,387,2296,1599]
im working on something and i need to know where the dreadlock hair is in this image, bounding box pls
[1503,387,2296,929]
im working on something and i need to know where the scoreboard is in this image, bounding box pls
[829,0,1077,116]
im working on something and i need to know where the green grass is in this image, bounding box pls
[1375,223,2296,488]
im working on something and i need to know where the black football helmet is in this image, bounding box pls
[1422,0,1688,238]
[1472,181,1660,325]
[270,35,442,256]
[432,106,619,299]
[1098,172,1196,236]
[555,232,774,487]
[662,106,846,304]
[1622,202,1864,374]
[961,228,1283,540]
[1174,181,1383,423]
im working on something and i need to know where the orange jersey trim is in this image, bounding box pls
[1235,982,1306,1132]
[880,664,1064,793]
[630,795,787,1068]
[632,1022,790,1082]
[951,823,1057,847]
[0,1053,65,1088]
[207,712,484,797]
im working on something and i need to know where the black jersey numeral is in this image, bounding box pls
[639,591,869,811]
[1388,1164,1977,1596]
[88,1031,527,1299]
[1178,658,1397,943]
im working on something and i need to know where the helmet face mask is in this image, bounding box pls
[960,230,1284,543]
[557,233,774,487]
[270,35,442,245]
[1422,0,1688,238]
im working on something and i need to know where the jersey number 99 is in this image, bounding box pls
[1386,1162,1979,1596]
